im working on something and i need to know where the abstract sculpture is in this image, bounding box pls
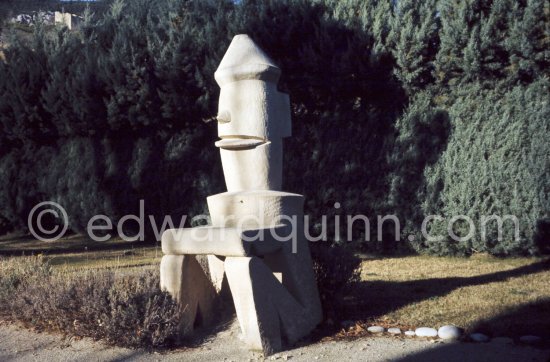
[160,34,322,354]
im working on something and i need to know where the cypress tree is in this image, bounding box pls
[420,80,550,255]
[506,0,550,82]
[0,0,547,255]
[389,0,440,94]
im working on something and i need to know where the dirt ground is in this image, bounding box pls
[0,320,548,362]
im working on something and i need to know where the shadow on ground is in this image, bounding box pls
[395,340,550,362]
[395,300,550,361]
[312,258,550,343]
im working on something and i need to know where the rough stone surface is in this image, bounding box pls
[470,333,490,343]
[159,255,217,333]
[415,327,438,338]
[405,330,416,337]
[388,328,402,335]
[160,34,322,355]
[438,325,461,340]
[215,34,291,192]
[367,326,385,334]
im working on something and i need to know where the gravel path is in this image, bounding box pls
[0,321,548,362]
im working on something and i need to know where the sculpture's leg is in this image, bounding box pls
[207,254,226,293]
[160,255,217,334]
[224,256,310,354]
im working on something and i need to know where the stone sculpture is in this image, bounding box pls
[160,34,322,354]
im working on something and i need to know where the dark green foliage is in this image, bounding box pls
[0,0,405,244]
[0,0,548,256]
[435,0,550,86]
[417,80,550,255]
[389,0,440,94]
[388,93,451,252]
[227,0,406,252]
[311,244,361,325]
[0,29,54,141]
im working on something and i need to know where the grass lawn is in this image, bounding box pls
[46,247,162,271]
[1,236,548,340]
[0,232,154,254]
[0,235,162,271]
[347,254,550,339]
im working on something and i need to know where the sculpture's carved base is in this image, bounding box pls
[225,256,321,353]
[160,190,322,354]
[160,255,217,334]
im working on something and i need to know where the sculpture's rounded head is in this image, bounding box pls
[214,34,281,87]
[215,34,291,150]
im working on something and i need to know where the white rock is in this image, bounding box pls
[387,328,402,335]
[404,330,416,337]
[438,325,461,340]
[415,327,438,338]
[519,335,542,344]
[367,326,385,334]
[470,333,490,342]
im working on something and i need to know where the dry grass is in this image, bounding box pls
[0,232,148,252]
[46,247,162,271]
[0,233,162,271]
[352,254,550,338]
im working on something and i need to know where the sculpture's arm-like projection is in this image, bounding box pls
[161,225,290,257]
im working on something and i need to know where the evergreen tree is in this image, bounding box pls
[389,0,440,94]
[506,0,550,82]
[420,80,550,255]
[0,0,547,255]
[0,27,55,142]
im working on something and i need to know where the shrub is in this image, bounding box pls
[311,244,361,325]
[435,0,549,86]
[0,256,182,349]
[0,255,51,303]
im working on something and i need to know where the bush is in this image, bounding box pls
[0,256,182,349]
[311,244,361,325]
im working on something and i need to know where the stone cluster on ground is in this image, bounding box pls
[360,324,544,346]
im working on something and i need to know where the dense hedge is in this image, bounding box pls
[0,0,548,255]
[396,81,550,255]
